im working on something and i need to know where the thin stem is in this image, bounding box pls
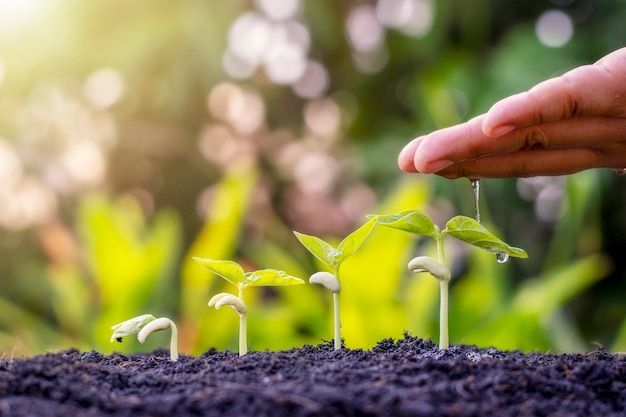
[239,313,247,356]
[333,291,341,350]
[436,234,445,264]
[238,286,247,356]
[439,280,449,349]
[436,233,449,350]
[169,320,179,361]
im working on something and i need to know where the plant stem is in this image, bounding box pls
[436,234,446,264]
[169,320,179,361]
[436,233,449,350]
[333,291,341,350]
[238,286,247,356]
[439,280,449,349]
[239,313,247,356]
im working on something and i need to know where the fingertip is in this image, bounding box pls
[398,137,422,173]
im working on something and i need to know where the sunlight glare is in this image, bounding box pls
[0,0,52,34]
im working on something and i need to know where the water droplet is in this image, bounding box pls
[470,179,480,223]
[496,253,509,263]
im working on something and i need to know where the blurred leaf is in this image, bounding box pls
[512,254,610,317]
[245,269,304,287]
[77,194,182,351]
[181,167,257,353]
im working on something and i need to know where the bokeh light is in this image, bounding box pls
[82,68,125,109]
[292,60,329,98]
[376,0,434,36]
[535,10,574,47]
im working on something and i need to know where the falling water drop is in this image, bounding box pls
[470,179,480,223]
[470,179,509,264]
[496,253,509,263]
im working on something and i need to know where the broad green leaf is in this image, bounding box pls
[293,231,340,269]
[336,216,378,264]
[193,258,246,286]
[244,269,305,287]
[370,210,437,238]
[444,216,528,258]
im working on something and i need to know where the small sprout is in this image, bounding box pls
[110,314,157,343]
[408,256,451,349]
[194,258,304,355]
[373,210,528,349]
[294,216,378,350]
[110,314,179,361]
[309,271,341,293]
[209,292,248,355]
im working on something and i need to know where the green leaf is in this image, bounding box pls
[193,258,246,286]
[444,216,528,258]
[336,216,378,264]
[370,210,437,238]
[244,269,305,287]
[293,231,340,269]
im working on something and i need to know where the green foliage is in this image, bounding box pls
[294,216,378,273]
[0,1,623,356]
[78,195,182,351]
[193,258,304,292]
[374,210,528,259]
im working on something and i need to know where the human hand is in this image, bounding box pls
[398,47,626,178]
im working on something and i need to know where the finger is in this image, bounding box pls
[398,137,422,173]
[483,51,626,137]
[409,115,626,174]
[408,115,487,174]
[433,148,609,179]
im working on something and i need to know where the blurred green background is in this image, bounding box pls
[0,0,625,356]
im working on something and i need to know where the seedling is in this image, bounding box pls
[372,210,527,349]
[110,314,179,361]
[208,292,247,355]
[294,216,378,350]
[193,258,304,355]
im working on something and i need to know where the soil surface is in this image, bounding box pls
[1,335,624,417]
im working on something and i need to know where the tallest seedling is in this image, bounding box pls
[372,210,527,349]
[294,216,378,350]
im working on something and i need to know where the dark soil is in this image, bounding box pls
[1,335,624,417]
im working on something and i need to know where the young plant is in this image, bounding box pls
[193,258,304,355]
[110,314,179,361]
[372,210,527,349]
[208,292,247,355]
[294,216,378,350]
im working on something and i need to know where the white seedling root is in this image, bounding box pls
[137,317,179,361]
[309,271,341,293]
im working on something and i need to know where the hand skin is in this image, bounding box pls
[398,47,626,178]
